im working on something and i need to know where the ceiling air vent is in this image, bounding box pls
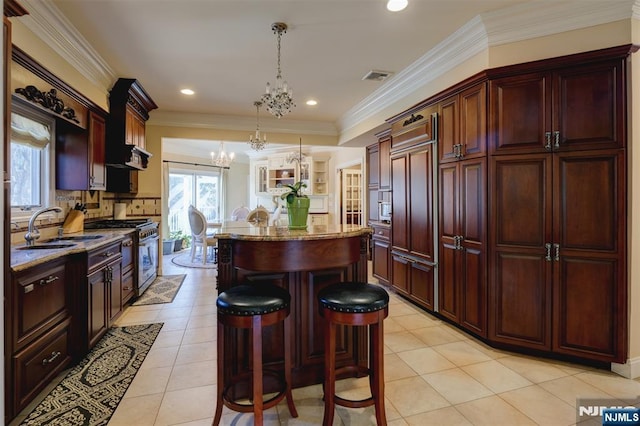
[362,70,393,82]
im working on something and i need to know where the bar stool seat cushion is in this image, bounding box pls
[217,284,290,316]
[318,282,389,313]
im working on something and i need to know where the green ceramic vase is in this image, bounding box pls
[287,197,310,230]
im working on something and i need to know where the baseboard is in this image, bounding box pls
[611,357,640,379]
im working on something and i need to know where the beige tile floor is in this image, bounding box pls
[13,254,640,425]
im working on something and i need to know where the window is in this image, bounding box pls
[168,167,221,235]
[10,102,55,218]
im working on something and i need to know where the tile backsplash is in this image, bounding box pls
[10,189,161,244]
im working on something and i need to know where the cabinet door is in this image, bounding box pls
[108,261,123,322]
[391,155,408,251]
[378,137,391,190]
[410,260,435,311]
[438,162,460,322]
[390,253,410,295]
[439,94,459,163]
[87,268,108,348]
[553,60,624,151]
[88,111,106,190]
[552,150,626,361]
[459,159,486,336]
[489,154,553,350]
[489,72,552,155]
[372,238,390,283]
[367,144,379,189]
[408,147,434,262]
[459,83,487,159]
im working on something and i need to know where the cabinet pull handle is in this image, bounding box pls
[42,351,61,366]
[103,251,115,257]
[554,131,560,149]
[545,243,552,261]
[122,240,133,247]
[123,286,131,291]
[544,132,552,150]
[554,243,560,261]
[458,144,464,159]
[39,275,59,286]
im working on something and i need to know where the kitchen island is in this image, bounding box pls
[215,224,372,390]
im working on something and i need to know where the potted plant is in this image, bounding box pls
[280,181,310,230]
[169,230,190,252]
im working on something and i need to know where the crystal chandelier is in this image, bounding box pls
[210,142,234,168]
[261,22,295,119]
[248,101,267,151]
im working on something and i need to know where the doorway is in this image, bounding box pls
[340,166,363,225]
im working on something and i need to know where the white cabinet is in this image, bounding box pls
[255,161,268,195]
[253,155,329,197]
[313,159,328,195]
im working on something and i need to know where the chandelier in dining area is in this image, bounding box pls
[261,22,295,119]
[210,141,234,168]
[248,101,267,151]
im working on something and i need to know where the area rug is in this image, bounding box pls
[132,274,186,305]
[19,323,163,426]
[171,252,217,269]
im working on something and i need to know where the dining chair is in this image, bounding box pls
[188,205,217,264]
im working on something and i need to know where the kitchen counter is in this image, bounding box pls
[10,229,133,272]
[216,225,371,390]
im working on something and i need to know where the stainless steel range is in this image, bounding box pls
[85,219,159,297]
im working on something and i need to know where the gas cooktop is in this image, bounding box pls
[85,218,155,229]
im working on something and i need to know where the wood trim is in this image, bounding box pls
[11,45,107,115]
[4,0,28,17]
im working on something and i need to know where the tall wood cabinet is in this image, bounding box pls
[488,49,630,362]
[390,139,436,309]
[437,83,488,336]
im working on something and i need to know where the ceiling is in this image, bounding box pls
[18,0,625,158]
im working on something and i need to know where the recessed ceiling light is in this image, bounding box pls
[386,0,408,12]
[180,89,195,95]
[306,100,318,106]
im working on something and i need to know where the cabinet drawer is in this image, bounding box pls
[13,320,72,412]
[15,261,69,349]
[122,268,135,304]
[391,108,437,150]
[88,241,122,272]
[372,225,391,240]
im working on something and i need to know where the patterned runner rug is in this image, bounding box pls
[132,274,186,305]
[19,323,163,426]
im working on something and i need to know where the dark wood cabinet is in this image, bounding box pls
[107,168,138,193]
[390,144,436,308]
[366,143,379,189]
[489,59,625,155]
[439,158,487,336]
[88,110,106,190]
[8,257,74,416]
[489,149,626,361]
[121,233,136,304]
[83,241,123,351]
[378,135,391,190]
[371,223,391,285]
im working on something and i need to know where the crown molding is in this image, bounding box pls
[18,0,116,91]
[339,0,637,135]
[149,110,338,137]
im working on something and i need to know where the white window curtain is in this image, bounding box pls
[11,112,51,148]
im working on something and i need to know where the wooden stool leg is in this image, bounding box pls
[371,319,387,425]
[212,319,224,426]
[252,315,264,426]
[284,312,298,417]
[322,320,336,426]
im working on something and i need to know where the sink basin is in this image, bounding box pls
[42,235,104,242]
[15,243,77,250]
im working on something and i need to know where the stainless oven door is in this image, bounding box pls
[138,235,159,296]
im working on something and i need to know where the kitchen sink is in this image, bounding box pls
[15,243,77,250]
[42,235,104,242]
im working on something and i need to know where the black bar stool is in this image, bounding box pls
[318,282,389,426]
[213,283,298,426]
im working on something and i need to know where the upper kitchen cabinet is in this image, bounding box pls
[489,52,627,155]
[439,83,487,163]
[87,111,106,190]
[106,78,157,171]
[378,132,391,191]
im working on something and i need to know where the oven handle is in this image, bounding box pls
[140,235,159,246]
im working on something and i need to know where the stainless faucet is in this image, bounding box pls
[24,206,63,246]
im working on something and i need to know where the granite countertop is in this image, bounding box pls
[214,223,372,241]
[10,229,134,272]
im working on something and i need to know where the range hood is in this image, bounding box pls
[106,78,157,170]
[106,144,152,170]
